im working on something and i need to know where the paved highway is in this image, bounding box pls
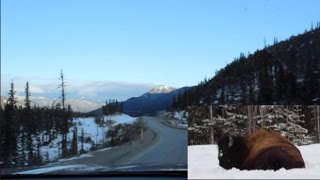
[118,116,187,166]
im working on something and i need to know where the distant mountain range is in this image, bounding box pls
[0,96,103,113]
[122,85,190,116]
[1,85,190,115]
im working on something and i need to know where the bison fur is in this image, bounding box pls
[217,128,305,171]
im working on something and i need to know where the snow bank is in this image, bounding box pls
[106,114,136,125]
[57,153,94,163]
[188,144,320,179]
[171,111,188,128]
[38,117,107,162]
[39,114,136,163]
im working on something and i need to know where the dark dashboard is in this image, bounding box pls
[1,164,187,180]
[2,171,187,180]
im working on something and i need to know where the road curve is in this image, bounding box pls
[118,116,187,166]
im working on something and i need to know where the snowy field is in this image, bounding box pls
[188,144,320,179]
[39,114,136,163]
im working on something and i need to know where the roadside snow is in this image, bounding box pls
[188,144,320,179]
[107,114,136,125]
[39,114,136,163]
[156,111,188,129]
[57,153,94,163]
[173,111,187,120]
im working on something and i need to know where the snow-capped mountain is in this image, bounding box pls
[148,85,176,94]
[122,86,191,116]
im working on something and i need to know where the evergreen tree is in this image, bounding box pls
[67,104,73,125]
[17,129,27,167]
[24,81,35,165]
[266,105,310,145]
[71,126,78,155]
[79,128,85,154]
[257,60,273,104]
[284,73,298,104]
[275,63,285,103]
[310,106,320,143]
[1,81,18,167]
[219,85,225,104]
[240,80,247,104]
[248,80,255,104]
[183,89,190,107]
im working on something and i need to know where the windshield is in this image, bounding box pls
[2,0,320,177]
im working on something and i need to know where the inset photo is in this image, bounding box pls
[188,105,320,179]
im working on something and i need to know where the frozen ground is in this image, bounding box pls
[188,144,320,179]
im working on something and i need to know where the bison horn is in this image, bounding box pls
[228,135,234,147]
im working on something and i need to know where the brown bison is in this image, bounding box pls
[217,128,305,171]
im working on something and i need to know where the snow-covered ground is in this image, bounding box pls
[156,110,188,128]
[173,111,187,121]
[39,114,136,163]
[188,144,320,179]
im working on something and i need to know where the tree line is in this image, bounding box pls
[0,70,77,168]
[104,99,123,115]
[188,105,320,146]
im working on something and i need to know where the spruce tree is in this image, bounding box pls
[2,81,18,167]
[24,81,35,165]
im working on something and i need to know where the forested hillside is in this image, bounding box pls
[175,25,320,107]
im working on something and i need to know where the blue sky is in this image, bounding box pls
[1,0,320,102]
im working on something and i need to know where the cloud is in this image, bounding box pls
[29,84,45,94]
[1,74,156,103]
[72,81,156,102]
[2,74,52,94]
